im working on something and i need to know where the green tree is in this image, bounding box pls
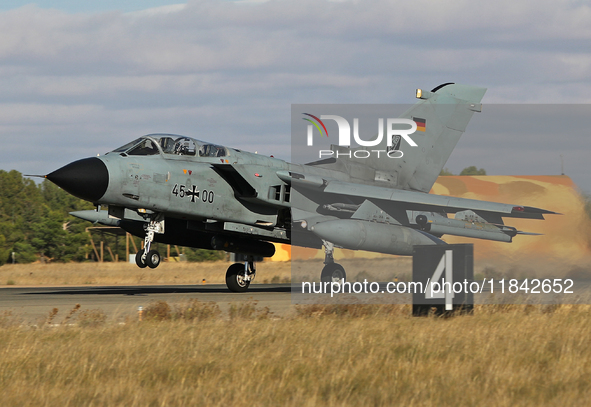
[11,241,37,264]
[0,234,8,264]
[184,248,225,262]
[459,166,487,176]
[0,171,93,264]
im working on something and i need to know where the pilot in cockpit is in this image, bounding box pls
[159,137,175,154]
[199,144,226,157]
[173,137,196,156]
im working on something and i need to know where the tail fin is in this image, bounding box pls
[320,83,487,192]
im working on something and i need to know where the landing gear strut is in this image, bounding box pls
[135,215,164,269]
[320,240,347,283]
[226,256,256,292]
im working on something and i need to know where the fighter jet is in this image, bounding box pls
[44,83,556,292]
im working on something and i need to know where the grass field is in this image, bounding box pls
[0,260,292,286]
[2,256,589,287]
[2,261,591,405]
[1,302,591,406]
[0,258,412,286]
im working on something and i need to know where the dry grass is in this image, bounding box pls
[1,303,591,406]
[0,261,291,286]
[2,257,590,287]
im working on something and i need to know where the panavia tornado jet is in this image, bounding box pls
[44,83,556,292]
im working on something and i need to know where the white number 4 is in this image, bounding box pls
[425,249,454,310]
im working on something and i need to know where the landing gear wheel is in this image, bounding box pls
[321,263,346,283]
[137,215,164,269]
[226,263,251,292]
[135,250,147,268]
[145,250,161,269]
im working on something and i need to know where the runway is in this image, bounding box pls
[0,284,293,323]
[3,279,588,324]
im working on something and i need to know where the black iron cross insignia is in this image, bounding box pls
[186,185,200,202]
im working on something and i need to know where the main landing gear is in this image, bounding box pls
[320,240,347,283]
[135,215,164,269]
[226,256,256,292]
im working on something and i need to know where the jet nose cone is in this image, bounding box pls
[46,157,109,202]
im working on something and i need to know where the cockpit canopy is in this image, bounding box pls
[110,134,228,158]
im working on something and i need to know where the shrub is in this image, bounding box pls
[143,300,171,321]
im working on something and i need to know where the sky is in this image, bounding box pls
[0,0,590,192]
[0,1,186,13]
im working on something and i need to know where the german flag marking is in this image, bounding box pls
[413,117,426,132]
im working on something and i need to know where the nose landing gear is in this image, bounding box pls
[135,215,165,269]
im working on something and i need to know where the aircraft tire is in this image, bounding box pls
[146,250,161,269]
[226,263,250,292]
[320,263,347,283]
[135,250,148,268]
